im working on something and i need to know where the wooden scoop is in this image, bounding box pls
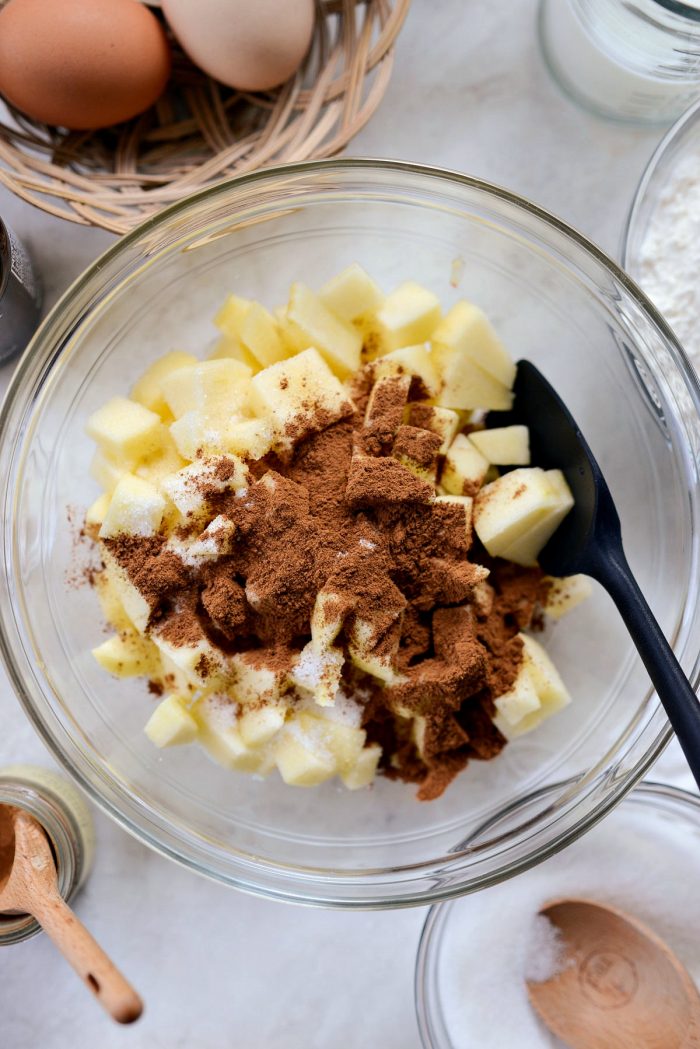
[0,804,143,1024]
[527,899,700,1048]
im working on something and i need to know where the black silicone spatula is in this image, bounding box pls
[490,359,700,789]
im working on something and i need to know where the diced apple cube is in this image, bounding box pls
[498,473,574,567]
[474,467,573,566]
[135,431,187,486]
[86,397,163,463]
[392,424,442,485]
[405,403,460,455]
[214,293,252,339]
[374,281,441,352]
[431,301,516,387]
[441,433,490,496]
[169,410,234,460]
[275,306,309,356]
[161,455,249,518]
[319,263,384,322]
[542,574,592,620]
[90,450,129,494]
[348,618,401,685]
[86,492,111,531]
[434,494,473,542]
[145,693,199,747]
[275,723,337,786]
[290,642,344,707]
[372,345,441,398]
[161,359,252,420]
[310,590,348,652]
[130,351,198,418]
[194,695,269,772]
[232,652,287,705]
[340,743,382,789]
[92,631,161,678]
[251,348,353,449]
[493,664,541,736]
[521,634,571,717]
[493,633,571,739]
[295,712,366,772]
[208,335,260,372]
[286,283,362,378]
[99,475,166,539]
[468,426,530,466]
[152,630,225,687]
[365,375,411,431]
[238,702,287,747]
[94,569,132,633]
[238,302,287,367]
[223,418,275,461]
[99,549,151,633]
[433,349,513,412]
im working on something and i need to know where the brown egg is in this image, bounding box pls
[0,0,172,130]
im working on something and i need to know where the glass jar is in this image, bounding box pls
[539,0,700,125]
[0,766,95,945]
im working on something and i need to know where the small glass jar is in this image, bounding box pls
[539,0,700,125]
[0,766,95,946]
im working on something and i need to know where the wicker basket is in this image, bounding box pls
[0,0,409,234]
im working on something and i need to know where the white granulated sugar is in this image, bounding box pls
[438,805,700,1048]
[358,538,377,550]
[293,647,325,690]
[285,718,332,763]
[200,693,238,730]
[639,149,700,369]
[523,915,568,984]
[320,689,363,728]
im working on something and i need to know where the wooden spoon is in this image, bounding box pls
[0,805,143,1024]
[527,899,700,1048]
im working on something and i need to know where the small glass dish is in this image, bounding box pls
[622,95,700,274]
[1,160,700,908]
[415,781,700,1048]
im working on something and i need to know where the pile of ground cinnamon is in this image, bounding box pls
[99,368,549,800]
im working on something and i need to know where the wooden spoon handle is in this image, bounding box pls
[29,889,143,1024]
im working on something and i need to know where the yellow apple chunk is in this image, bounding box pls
[286,282,362,378]
[474,467,573,566]
[468,425,530,466]
[319,263,384,322]
[145,694,199,747]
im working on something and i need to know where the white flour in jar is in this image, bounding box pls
[638,150,700,370]
[433,799,700,1048]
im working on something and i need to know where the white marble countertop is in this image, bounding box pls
[0,1,694,1046]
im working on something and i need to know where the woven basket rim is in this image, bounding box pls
[0,0,410,234]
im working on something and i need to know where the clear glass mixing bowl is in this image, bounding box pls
[1,160,699,908]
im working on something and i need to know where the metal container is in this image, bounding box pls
[0,218,42,363]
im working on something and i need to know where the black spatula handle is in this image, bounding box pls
[588,543,700,791]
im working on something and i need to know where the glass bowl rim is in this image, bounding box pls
[414,779,700,1049]
[621,95,700,272]
[1,156,698,908]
